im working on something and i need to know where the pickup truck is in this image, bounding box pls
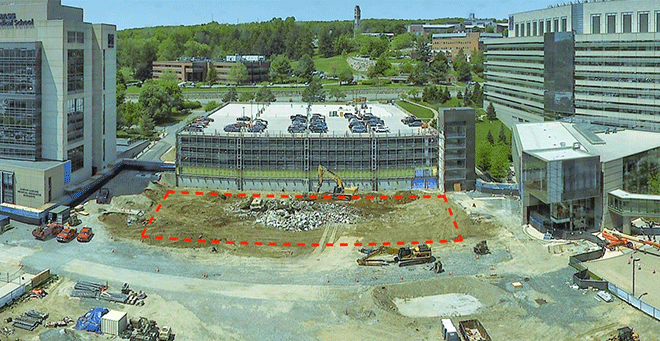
[56,228,77,243]
[77,227,93,242]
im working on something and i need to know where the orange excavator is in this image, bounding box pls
[602,228,660,251]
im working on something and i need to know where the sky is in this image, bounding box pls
[64,0,561,30]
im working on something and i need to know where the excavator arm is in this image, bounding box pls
[315,165,345,193]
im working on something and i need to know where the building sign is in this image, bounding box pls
[17,188,42,198]
[509,16,514,31]
[0,13,34,28]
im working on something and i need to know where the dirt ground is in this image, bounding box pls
[96,183,488,259]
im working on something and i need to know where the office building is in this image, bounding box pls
[513,122,660,237]
[439,108,475,192]
[485,0,660,131]
[0,0,116,216]
[152,56,270,84]
[432,32,503,57]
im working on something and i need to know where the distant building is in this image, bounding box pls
[432,32,503,58]
[354,5,361,33]
[408,14,506,37]
[440,108,476,192]
[0,0,116,217]
[485,0,660,132]
[152,56,270,84]
[513,122,660,237]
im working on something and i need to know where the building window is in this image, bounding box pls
[108,34,115,48]
[515,23,519,36]
[533,22,537,36]
[561,17,567,32]
[67,145,84,172]
[67,31,76,43]
[592,15,601,34]
[1,171,14,204]
[67,50,84,93]
[554,18,559,32]
[607,14,616,33]
[539,20,544,35]
[639,12,649,33]
[526,22,531,36]
[657,12,660,33]
[77,32,84,43]
[67,98,84,143]
[546,20,551,33]
[622,13,632,33]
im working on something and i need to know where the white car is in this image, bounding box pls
[372,125,390,133]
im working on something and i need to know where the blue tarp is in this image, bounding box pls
[75,307,108,334]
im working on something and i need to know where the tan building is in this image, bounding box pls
[0,0,116,219]
[152,57,270,84]
[432,32,481,56]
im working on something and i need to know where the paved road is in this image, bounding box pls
[137,109,208,162]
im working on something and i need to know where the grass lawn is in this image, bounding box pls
[396,100,435,120]
[476,119,511,145]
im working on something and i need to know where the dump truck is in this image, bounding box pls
[32,223,64,240]
[357,244,435,267]
[56,228,77,243]
[458,319,492,341]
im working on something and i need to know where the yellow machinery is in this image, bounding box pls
[357,245,436,267]
[314,165,358,196]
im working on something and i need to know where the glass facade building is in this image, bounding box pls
[0,42,41,161]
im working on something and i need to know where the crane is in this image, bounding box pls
[602,228,660,251]
[314,165,358,195]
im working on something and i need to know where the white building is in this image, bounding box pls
[485,0,660,131]
[0,0,116,215]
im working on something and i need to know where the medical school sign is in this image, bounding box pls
[0,13,34,28]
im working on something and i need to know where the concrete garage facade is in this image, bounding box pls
[176,103,441,192]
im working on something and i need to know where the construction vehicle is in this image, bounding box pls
[96,188,110,204]
[357,244,436,267]
[249,198,266,212]
[458,319,492,341]
[606,326,639,341]
[77,227,93,242]
[602,228,660,251]
[474,240,490,255]
[32,223,63,240]
[68,213,82,227]
[313,165,358,198]
[56,228,77,243]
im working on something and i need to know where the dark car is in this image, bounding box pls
[408,120,423,127]
[224,124,241,132]
[237,116,251,122]
[351,124,367,133]
[254,119,268,126]
[288,124,306,133]
[402,116,417,124]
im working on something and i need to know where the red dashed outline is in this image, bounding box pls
[141,190,463,246]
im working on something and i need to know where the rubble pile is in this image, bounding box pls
[236,199,360,231]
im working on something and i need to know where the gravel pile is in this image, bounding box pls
[236,199,360,231]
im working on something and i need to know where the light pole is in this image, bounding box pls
[632,257,641,297]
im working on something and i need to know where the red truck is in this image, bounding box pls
[77,227,93,242]
[32,223,63,240]
[56,228,77,243]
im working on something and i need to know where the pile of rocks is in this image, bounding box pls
[236,199,360,231]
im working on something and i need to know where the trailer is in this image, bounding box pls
[0,282,25,308]
[459,319,492,341]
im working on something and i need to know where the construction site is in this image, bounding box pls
[1,163,660,340]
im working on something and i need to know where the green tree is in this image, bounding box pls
[399,59,414,74]
[407,63,429,86]
[413,35,431,62]
[159,70,178,82]
[368,54,392,78]
[498,122,508,145]
[476,142,492,171]
[329,87,346,102]
[471,50,485,76]
[486,102,497,122]
[116,73,126,129]
[120,101,143,127]
[453,49,472,82]
[391,33,415,50]
[302,77,326,103]
[239,91,255,102]
[223,87,238,102]
[407,88,420,101]
[486,130,495,145]
[339,69,353,85]
[139,80,180,122]
[443,86,451,103]
[229,63,248,85]
[333,33,354,55]
[649,172,660,195]
[463,87,472,106]
[138,113,155,136]
[490,145,511,181]
[269,54,292,83]
[204,101,221,112]
[429,52,449,83]
[318,30,334,58]
[205,64,218,84]
[183,40,211,58]
[295,54,316,82]
[472,82,483,107]
[255,86,276,102]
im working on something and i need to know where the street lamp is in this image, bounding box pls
[632,257,641,297]
[639,292,648,300]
